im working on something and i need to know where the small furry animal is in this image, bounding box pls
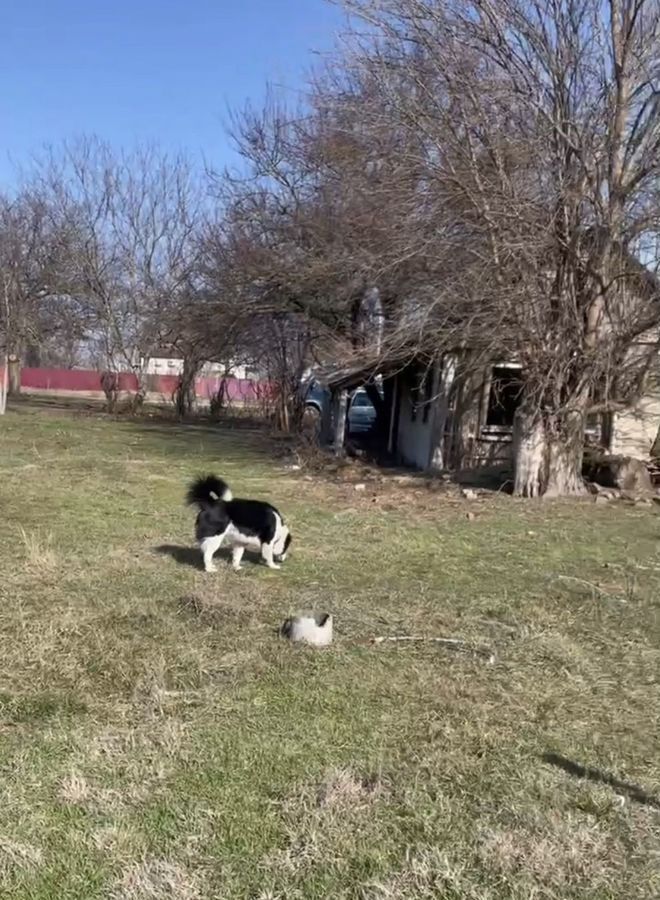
[187,475,292,573]
[280,613,333,646]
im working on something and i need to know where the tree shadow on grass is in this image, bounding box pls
[542,751,660,809]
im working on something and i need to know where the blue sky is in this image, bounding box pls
[0,0,346,186]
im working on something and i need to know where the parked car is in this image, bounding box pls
[303,379,379,435]
[303,378,330,418]
[346,388,378,434]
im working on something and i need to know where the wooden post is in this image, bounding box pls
[429,355,456,470]
[7,355,20,396]
[387,375,399,454]
[320,392,333,446]
[331,389,348,456]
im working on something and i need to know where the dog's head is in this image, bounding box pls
[274,528,292,563]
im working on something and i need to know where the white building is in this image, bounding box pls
[141,355,259,381]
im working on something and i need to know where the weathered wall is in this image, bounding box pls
[611,389,660,459]
[396,368,438,469]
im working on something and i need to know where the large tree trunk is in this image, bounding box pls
[100,370,119,412]
[209,375,229,419]
[513,409,547,497]
[174,357,199,417]
[7,355,21,396]
[125,365,148,412]
[544,410,587,497]
[513,407,587,497]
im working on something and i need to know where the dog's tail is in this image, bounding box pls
[186,475,233,507]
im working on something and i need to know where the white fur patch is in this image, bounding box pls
[224,523,261,551]
[272,516,288,556]
[282,615,333,646]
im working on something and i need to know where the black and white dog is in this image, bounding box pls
[187,475,292,573]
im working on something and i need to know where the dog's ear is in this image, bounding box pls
[316,613,331,628]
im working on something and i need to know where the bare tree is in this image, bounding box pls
[163,283,250,418]
[208,87,443,431]
[336,0,660,495]
[0,269,8,414]
[34,139,205,407]
[0,190,76,398]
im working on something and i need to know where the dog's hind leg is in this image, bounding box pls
[200,532,225,573]
[261,541,281,570]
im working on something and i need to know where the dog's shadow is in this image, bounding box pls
[154,544,264,571]
[154,544,203,569]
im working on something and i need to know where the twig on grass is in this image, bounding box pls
[556,574,610,594]
[370,635,495,663]
[555,574,628,602]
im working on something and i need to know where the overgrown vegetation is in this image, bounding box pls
[0,400,658,898]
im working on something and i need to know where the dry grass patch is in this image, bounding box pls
[111,858,202,900]
[316,768,383,810]
[58,772,92,807]
[0,838,44,881]
[264,768,386,878]
[478,814,617,889]
[91,824,139,856]
[89,720,188,765]
[18,527,58,570]
[364,848,484,900]
[176,591,255,628]
[56,768,148,817]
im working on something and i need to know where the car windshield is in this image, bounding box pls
[352,392,372,408]
[306,380,323,397]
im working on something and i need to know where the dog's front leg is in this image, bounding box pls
[261,542,281,570]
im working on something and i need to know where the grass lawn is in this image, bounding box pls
[0,399,659,899]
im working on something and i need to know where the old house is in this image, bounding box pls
[321,347,660,473]
[319,258,660,473]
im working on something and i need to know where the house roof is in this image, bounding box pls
[317,242,659,393]
[317,344,421,391]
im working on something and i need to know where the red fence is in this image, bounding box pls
[19,367,269,403]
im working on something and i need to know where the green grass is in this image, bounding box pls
[0,399,659,899]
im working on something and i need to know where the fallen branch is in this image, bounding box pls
[477,617,519,633]
[370,635,495,663]
[555,574,625,600]
[604,562,660,573]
